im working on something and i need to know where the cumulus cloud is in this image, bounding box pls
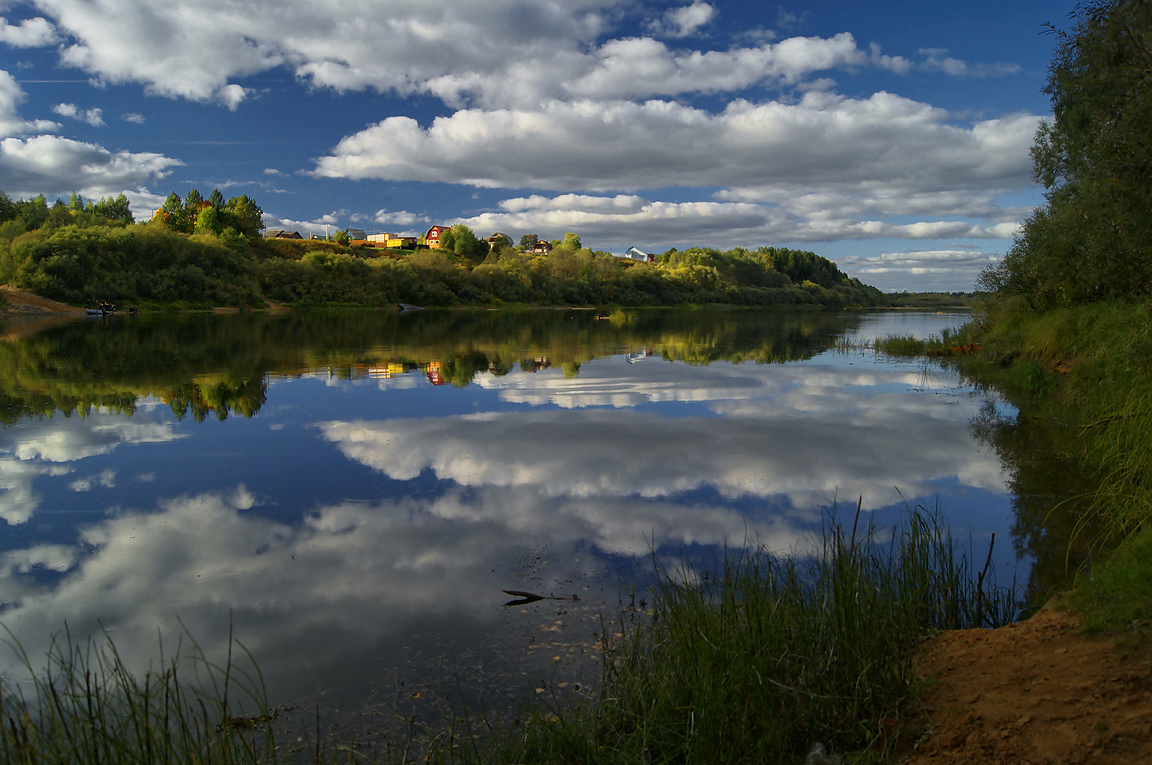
[314,92,1039,257]
[651,2,716,38]
[0,134,181,199]
[314,94,1038,195]
[838,248,1009,292]
[0,16,58,47]
[0,70,60,136]
[53,102,105,126]
[15,1,988,110]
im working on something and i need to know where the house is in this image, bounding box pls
[612,246,654,262]
[367,233,391,244]
[263,229,302,239]
[486,232,512,247]
[386,236,418,249]
[346,228,366,241]
[532,240,553,254]
[425,225,450,248]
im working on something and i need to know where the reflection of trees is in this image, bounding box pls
[0,308,871,421]
[969,401,1104,605]
[163,376,268,421]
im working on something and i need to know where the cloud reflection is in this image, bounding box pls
[321,356,1006,512]
[0,409,183,524]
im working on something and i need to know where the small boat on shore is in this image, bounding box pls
[397,303,423,312]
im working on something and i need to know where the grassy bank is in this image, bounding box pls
[887,299,1152,638]
[2,508,1013,764]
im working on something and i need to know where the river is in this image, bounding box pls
[0,307,1044,738]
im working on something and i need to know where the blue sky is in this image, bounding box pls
[1,0,1076,291]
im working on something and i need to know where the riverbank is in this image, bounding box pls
[905,601,1152,763]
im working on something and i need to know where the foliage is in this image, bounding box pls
[980,0,1152,308]
[1,187,888,310]
[436,223,489,264]
[151,188,265,238]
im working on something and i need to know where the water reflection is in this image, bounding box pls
[0,309,1041,725]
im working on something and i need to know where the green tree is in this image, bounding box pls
[986,0,1152,306]
[157,192,189,232]
[224,195,264,237]
[519,234,539,251]
[91,194,133,225]
[561,232,581,250]
[194,205,223,235]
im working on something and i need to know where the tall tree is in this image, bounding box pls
[985,0,1152,305]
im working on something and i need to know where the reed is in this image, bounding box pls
[482,505,1015,764]
[0,622,305,765]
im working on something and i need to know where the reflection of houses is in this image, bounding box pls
[425,361,445,385]
[519,357,552,372]
[425,225,450,249]
[264,229,302,239]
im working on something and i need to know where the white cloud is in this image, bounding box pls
[0,134,182,199]
[53,102,106,126]
[122,112,145,124]
[314,92,1039,257]
[0,16,59,47]
[652,2,716,38]
[17,1,992,110]
[838,248,1008,292]
[0,69,60,137]
[314,94,1038,196]
[0,69,180,200]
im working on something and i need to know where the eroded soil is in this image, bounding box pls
[902,603,1152,764]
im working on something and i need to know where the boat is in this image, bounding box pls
[397,302,423,311]
[86,301,117,317]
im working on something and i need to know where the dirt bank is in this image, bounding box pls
[0,285,85,316]
[902,603,1152,764]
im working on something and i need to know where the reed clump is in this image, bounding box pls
[0,624,300,765]
[487,506,1015,764]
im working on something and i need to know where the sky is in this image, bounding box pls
[0,0,1078,292]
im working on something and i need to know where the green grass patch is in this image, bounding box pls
[1073,523,1152,641]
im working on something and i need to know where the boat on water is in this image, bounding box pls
[397,302,423,311]
[86,301,117,317]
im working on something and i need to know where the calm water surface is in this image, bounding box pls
[0,308,1030,729]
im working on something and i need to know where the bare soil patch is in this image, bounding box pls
[902,603,1152,764]
[0,285,84,316]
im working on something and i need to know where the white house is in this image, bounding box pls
[612,246,654,262]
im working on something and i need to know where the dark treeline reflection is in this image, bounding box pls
[0,308,865,423]
[970,400,1103,607]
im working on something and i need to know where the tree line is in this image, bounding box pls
[0,187,889,310]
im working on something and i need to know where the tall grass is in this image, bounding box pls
[0,622,299,765]
[479,505,1015,764]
